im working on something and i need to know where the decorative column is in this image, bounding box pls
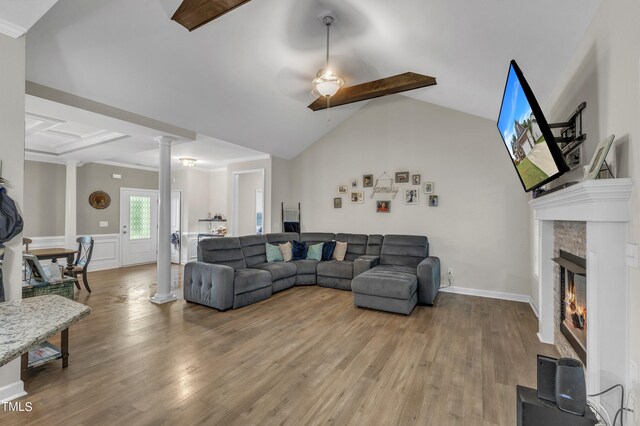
[150,136,177,304]
[64,160,78,249]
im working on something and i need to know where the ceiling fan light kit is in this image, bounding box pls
[312,16,344,99]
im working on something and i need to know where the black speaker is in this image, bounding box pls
[537,355,557,403]
[555,358,586,415]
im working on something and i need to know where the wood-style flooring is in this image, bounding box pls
[2,264,557,425]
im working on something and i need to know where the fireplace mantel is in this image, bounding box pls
[530,178,632,222]
[530,177,633,417]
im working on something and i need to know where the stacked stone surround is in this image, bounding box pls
[553,221,587,359]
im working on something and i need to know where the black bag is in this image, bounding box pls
[0,187,23,246]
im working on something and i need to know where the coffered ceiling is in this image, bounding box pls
[25,0,602,159]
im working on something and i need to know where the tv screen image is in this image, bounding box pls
[497,61,568,192]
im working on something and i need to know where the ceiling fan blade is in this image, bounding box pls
[308,72,437,111]
[172,0,253,31]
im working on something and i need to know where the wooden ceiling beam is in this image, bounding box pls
[308,72,437,111]
[172,0,253,31]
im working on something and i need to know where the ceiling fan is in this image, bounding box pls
[172,1,437,111]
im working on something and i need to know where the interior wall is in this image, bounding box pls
[76,163,158,235]
[271,156,293,233]
[0,32,25,400]
[541,0,640,421]
[23,160,65,237]
[291,95,532,297]
[209,169,227,219]
[227,158,272,235]
[236,171,263,236]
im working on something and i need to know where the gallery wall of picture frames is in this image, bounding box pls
[334,171,439,212]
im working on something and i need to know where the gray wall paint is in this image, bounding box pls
[290,95,532,297]
[77,163,158,235]
[23,161,66,237]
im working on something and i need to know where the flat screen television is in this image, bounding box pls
[497,60,569,192]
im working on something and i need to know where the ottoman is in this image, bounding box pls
[351,266,418,315]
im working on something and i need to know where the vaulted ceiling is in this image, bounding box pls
[25,0,602,159]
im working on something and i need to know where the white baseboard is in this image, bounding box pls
[529,299,540,319]
[0,380,25,403]
[439,285,531,303]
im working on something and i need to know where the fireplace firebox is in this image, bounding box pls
[553,250,587,364]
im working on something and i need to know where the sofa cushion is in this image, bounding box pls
[321,240,337,261]
[332,241,347,261]
[233,268,272,295]
[292,240,307,260]
[380,235,429,267]
[300,232,335,246]
[366,234,384,256]
[336,233,369,261]
[279,242,292,261]
[307,243,323,260]
[254,262,297,281]
[266,243,283,263]
[317,260,354,279]
[293,259,319,275]
[352,266,418,300]
[267,232,299,244]
[198,237,247,270]
[239,235,268,267]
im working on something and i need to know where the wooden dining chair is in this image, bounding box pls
[67,236,94,292]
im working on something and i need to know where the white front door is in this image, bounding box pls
[170,190,181,264]
[121,189,158,266]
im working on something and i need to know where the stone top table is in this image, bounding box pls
[0,295,91,369]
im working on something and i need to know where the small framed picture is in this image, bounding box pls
[376,200,391,213]
[395,171,409,183]
[350,191,364,204]
[429,195,439,207]
[405,189,419,205]
[338,185,348,194]
[423,182,434,194]
[363,174,374,188]
[350,178,359,189]
[585,134,615,180]
[412,174,421,185]
[333,197,342,208]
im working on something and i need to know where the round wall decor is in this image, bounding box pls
[89,190,111,209]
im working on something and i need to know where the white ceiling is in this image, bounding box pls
[25,0,602,159]
[25,96,267,169]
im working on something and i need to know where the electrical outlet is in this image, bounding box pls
[631,360,638,390]
[447,268,453,277]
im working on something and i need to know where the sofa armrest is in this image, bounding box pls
[354,255,380,276]
[417,256,441,305]
[184,261,234,311]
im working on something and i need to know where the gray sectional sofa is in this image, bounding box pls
[184,232,440,315]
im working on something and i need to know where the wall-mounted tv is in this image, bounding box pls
[497,60,569,192]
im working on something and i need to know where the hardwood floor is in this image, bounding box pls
[2,264,557,425]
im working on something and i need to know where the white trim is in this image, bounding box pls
[529,298,540,319]
[27,235,66,250]
[0,18,26,38]
[24,151,69,165]
[87,234,120,271]
[94,160,159,172]
[119,188,159,267]
[224,154,271,165]
[0,380,26,403]
[439,285,531,303]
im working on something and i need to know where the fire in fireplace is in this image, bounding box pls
[553,250,587,364]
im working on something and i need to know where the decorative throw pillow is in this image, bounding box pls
[279,242,292,262]
[266,243,283,263]
[322,241,337,261]
[291,240,307,261]
[307,243,323,261]
[332,241,348,261]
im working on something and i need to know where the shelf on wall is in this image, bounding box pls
[198,218,226,222]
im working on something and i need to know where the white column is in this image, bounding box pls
[150,136,177,304]
[64,160,78,249]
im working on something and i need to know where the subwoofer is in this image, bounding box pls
[555,358,586,415]
[537,355,557,403]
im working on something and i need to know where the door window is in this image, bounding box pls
[129,196,152,239]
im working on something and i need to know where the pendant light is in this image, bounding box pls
[312,16,344,98]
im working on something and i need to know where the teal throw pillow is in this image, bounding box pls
[306,242,323,261]
[266,243,283,263]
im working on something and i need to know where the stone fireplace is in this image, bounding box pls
[531,178,632,417]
